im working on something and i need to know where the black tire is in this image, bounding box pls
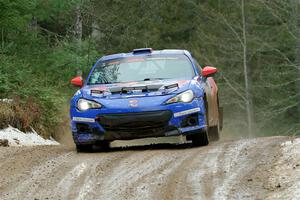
[191,131,209,147]
[95,141,110,152]
[76,144,94,152]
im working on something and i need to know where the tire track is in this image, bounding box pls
[101,150,196,200]
[73,152,135,200]
[91,151,169,200]
[157,144,225,200]
[0,136,295,200]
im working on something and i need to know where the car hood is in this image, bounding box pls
[81,79,192,99]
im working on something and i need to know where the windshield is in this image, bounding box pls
[87,55,195,85]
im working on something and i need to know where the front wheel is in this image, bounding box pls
[76,144,94,152]
[95,141,110,152]
[189,131,209,147]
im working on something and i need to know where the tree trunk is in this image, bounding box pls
[75,4,82,42]
[31,16,38,38]
[1,28,4,49]
[291,0,300,122]
[241,0,253,136]
[92,20,100,39]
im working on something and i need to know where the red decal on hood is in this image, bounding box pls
[91,86,108,91]
[177,80,189,87]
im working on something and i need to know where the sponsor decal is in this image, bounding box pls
[177,80,189,87]
[125,58,145,62]
[174,108,200,117]
[107,61,120,65]
[146,57,182,60]
[92,86,108,91]
[129,99,138,107]
[72,117,95,123]
[90,90,104,97]
[90,86,108,97]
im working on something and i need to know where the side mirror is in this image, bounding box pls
[202,66,218,77]
[71,76,83,87]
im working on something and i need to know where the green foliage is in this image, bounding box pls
[0,37,99,136]
[0,0,35,30]
[0,0,99,136]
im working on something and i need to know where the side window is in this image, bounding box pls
[193,58,202,74]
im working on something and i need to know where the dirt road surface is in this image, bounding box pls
[0,136,299,200]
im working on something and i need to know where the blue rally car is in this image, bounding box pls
[70,48,222,152]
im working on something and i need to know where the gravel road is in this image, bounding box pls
[0,136,299,200]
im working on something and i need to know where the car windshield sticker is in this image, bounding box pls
[107,61,120,65]
[125,58,145,63]
[146,57,181,61]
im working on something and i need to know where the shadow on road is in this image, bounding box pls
[108,143,193,151]
[77,137,218,153]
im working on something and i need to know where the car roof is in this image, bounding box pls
[99,49,193,62]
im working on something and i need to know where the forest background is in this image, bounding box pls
[0,0,299,138]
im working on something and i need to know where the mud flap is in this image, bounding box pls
[219,107,223,131]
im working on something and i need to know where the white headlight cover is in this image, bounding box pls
[166,90,194,104]
[77,99,102,111]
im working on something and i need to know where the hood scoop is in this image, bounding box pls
[90,83,179,98]
[109,83,178,94]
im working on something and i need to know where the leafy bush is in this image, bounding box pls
[0,37,98,137]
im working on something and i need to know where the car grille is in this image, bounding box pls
[96,111,173,139]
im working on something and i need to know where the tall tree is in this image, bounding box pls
[291,0,300,131]
[241,0,253,136]
[74,2,82,42]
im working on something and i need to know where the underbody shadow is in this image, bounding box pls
[88,142,204,153]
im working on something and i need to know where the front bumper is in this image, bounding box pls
[70,99,206,144]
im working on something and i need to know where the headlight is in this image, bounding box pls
[77,99,102,111]
[166,90,194,104]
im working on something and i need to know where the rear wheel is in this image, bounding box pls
[76,144,94,152]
